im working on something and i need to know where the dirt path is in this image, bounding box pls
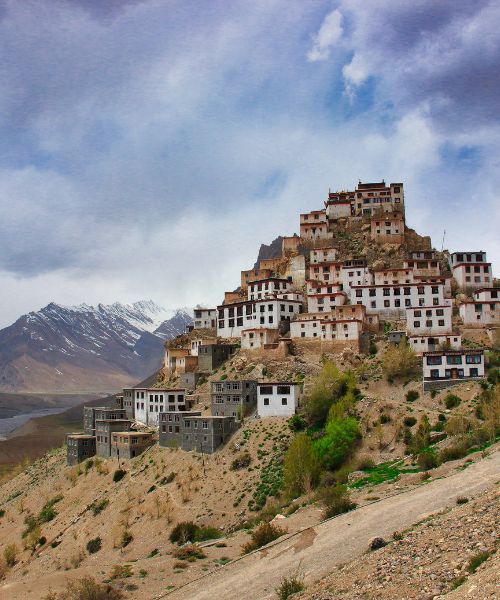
[165,451,500,600]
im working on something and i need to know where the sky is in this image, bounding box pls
[0,0,499,327]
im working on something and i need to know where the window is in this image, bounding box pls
[438,319,445,326]
[427,356,442,365]
[436,309,444,316]
[369,289,376,297]
[414,321,420,328]
[383,288,390,296]
[263,398,269,406]
[465,354,481,364]
[430,369,440,379]
[281,398,288,405]
[277,385,290,395]
[384,300,390,307]
[469,368,478,377]
[259,386,273,395]
[404,288,411,295]
[446,355,462,365]
[418,286,425,295]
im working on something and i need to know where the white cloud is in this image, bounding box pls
[307,8,343,62]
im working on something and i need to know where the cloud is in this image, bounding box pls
[307,8,343,62]
[0,0,498,327]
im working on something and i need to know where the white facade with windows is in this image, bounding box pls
[403,258,441,278]
[307,292,346,313]
[340,266,373,294]
[459,288,500,326]
[373,269,414,285]
[257,383,302,417]
[450,252,492,291]
[193,308,217,329]
[405,305,452,336]
[310,247,337,264]
[409,334,461,354]
[350,283,445,317]
[423,350,484,386]
[241,328,279,349]
[308,262,342,284]
[247,278,292,301]
[134,388,186,426]
[217,298,303,338]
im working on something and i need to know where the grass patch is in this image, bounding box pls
[467,551,491,573]
[349,460,419,489]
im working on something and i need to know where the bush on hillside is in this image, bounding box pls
[42,577,123,600]
[404,416,417,427]
[112,469,126,483]
[230,452,251,471]
[317,484,356,519]
[169,521,221,545]
[3,544,18,567]
[242,521,287,554]
[444,394,461,409]
[86,537,102,554]
[417,448,438,470]
[275,572,305,600]
[382,340,419,380]
[312,417,360,471]
[405,390,419,403]
[287,414,307,432]
[283,433,320,499]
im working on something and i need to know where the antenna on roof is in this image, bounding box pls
[441,230,446,252]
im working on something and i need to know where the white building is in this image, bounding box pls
[459,288,500,326]
[310,247,337,264]
[354,181,404,217]
[350,282,445,317]
[450,251,493,291]
[409,334,462,354]
[340,266,373,294]
[217,298,303,338]
[257,382,302,417]
[134,388,187,426]
[403,258,441,278]
[300,210,329,240]
[307,291,346,313]
[190,336,217,356]
[373,268,415,285]
[193,308,217,329]
[290,314,363,343]
[405,305,452,336]
[248,278,292,301]
[423,349,484,390]
[241,328,279,349]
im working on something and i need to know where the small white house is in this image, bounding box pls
[408,334,462,354]
[422,349,484,390]
[193,308,217,329]
[459,288,500,326]
[257,382,302,417]
[134,388,187,426]
[310,247,337,264]
[450,251,492,291]
[405,305,452,336]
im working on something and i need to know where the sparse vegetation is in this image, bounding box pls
[405,390,419,403]
[4,544,18,567]
[382,339,419,380]
[86,537,102,554]
[112,469,126,483]
[43,577,123,599]
[283,433,319,498]
[444,393,461,409]
[317,484,356,519]
[242,521,287,554]
[109,564,133,579]
[467,550,490,573]
[231,452,252,470]
[275,571,305,599]
[169,521,220,545]
[88,498,109,516]
[173,545,206,561]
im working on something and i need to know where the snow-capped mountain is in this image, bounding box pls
[0,301,192,393]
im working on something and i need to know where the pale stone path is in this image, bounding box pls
[164,451,500,600]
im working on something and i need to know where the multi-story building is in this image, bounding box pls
[300,210,329,240]
[373,269,414,285]
[282,235,301,255]
[340,265,373,294]
[403,257,441,278]
[134,388,188,427]
[66,434,96,466]
[217,297,303,338]
[310,247,337,264]
[159,411,201,448]
[409,334,462,354]
[240,268,273,290]
[350,282,445,318]
[308,261,342,284]
[324,190,354,220]
[95,419,131,459]
[370,213,405,244]
[83,406,127,436]
[210,379,257,419]
[241,328,279,350]
[197,343,236,371]
[257,382,303,418]
[190,336,217,356]
[354,181,404,217]
[422,349,485,390]
[449,251,493,292]
[405,305,453,336]
[122,389,135,420]
[159,412,238,453]
[110,432,154,460]
[247,278,292,301]
[459,288,500,326]
[307,291,347,313]
[193,308,217,329]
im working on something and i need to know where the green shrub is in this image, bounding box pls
[444,394,461,409]
[275,572,304,600]
[368,342,378,356]
[109,564,133,579]
[113,469,126,483]
[439,443,468,463]
[4,543,18,567]
[456,496,469,505]
[38,495,63,524]
[22,514,38,538]
[0,509,5,518]
[379,413,391,424]
[231,452,252,471]
[86,537,102,554]
[169,521,198,545]
[382,340,419,380]
[173,545,206,562]
[195,526,221,542]
[468,551,490,573]
[411,415,431,455]
[42,577,123,599]
[121,530,133,548]
[159,472,176,485]
[283,433,319,498]
[405,390,419,403]
[317,484,356,519]
[288,414,306,432]
[417,448,438,470]
[356,456,375,470]
[311,417,360,470]
[242,522,287,554]
[404,416,417,427]
[88,498,109,516]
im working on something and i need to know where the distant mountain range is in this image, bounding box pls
[0,301,192,393]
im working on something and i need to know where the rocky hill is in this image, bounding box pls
[0,301,192,393]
